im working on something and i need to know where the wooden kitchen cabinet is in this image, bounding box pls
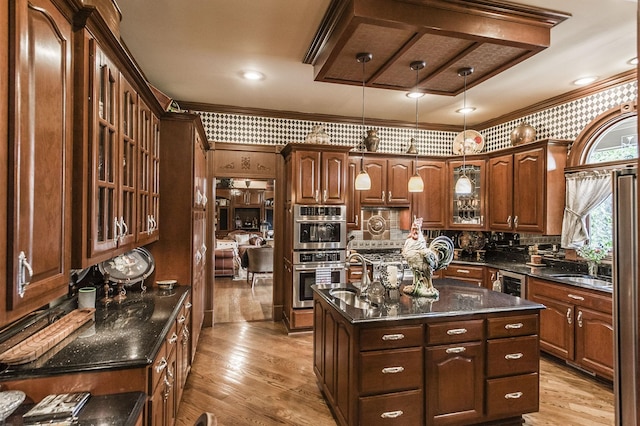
[284,144,350,205]
[412,160,447,229]
[360,156,412,206]
[528,277,613,380]
[487,140,569,234]
[447,158,486,229]
[6,0,73,316]
[137,102,160,245]
[442,264,485,287]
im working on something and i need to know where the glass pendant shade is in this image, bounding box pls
[408,173,424,192]
[454,174,473,194]
[355,170,371,190]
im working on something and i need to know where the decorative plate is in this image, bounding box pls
[99,247,155,286]
[452,130,485,155]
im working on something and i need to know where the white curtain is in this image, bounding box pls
[561,170,612,248]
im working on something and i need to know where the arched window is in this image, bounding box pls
[563,102,637,250]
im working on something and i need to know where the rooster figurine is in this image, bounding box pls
[401,217,454,298]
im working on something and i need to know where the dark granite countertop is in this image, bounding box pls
[313,279,544,324]
[0,287,190,380]
[450,259,613,293]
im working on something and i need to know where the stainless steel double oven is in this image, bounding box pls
[292,205,347,308]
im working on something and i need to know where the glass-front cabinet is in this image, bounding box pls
[447,159,486,229]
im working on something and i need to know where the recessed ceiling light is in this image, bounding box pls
[406,91,425,99]
[456,107,476,114]
[628,57,638,66]
[241,70,265,81]
[573,76,598,86]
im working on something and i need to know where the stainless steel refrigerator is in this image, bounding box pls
[613,168,638,425]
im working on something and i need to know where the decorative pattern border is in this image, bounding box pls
[196,81,637,155]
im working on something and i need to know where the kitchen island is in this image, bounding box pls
[313,279,544,426]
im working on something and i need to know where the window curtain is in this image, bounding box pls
[561,171,612,248]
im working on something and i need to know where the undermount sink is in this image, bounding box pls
[329,289,371,310]
[549,274,612,287]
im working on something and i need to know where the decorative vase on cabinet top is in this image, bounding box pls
[305,125,330,144]
[510,122,536,145]
[364,129,380,152]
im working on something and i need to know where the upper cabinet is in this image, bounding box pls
[282,143,351,205]
[136,103,161,245]
[487,140,569,234]
[412,160,447,229]
[359,156,412,206]
[447,158,486,230]
[5,0,73,316]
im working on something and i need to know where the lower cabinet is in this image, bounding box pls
[314,296,541,426]
[527,277,613,380]
[442,265,484,287]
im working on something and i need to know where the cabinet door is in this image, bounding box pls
[294,150,321,204]
[321,151,347,204]
[386,159,412,205]
[426,342,483,425]
[346,157,361,229]
[528,291,574,360]
[487,154,514,231]
[513,148,545,233]
[575,306,614,379]
[118,77,138,248]
[360,158,385,205]
[413,160,446,229]
[448,159,486,229]
[191,210,206,356]
[150,114,161,237]
[136,100,158,244]
[8,0,72,310]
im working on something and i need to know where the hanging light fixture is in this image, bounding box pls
[407,61,425,193]
[354,52,373,191]
[454,67,474,195]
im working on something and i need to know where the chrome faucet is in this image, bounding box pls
[347,252,371,299]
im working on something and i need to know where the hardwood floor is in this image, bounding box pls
[176,319,614,426]
[213,275,273,323]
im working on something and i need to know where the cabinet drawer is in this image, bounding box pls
[360,348,423,395]
[529,277,612,315]
[487,336,539,378]
[359,389,423,426]
[426,319,484,345]
[444,265,484,279]
[487,314,538,338]
[486,373,539,417]
[360,325,424,351]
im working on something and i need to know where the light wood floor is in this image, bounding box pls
[213,275,273,323]
[187,278,614,425]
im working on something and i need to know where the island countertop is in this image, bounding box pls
[312,278,544,324]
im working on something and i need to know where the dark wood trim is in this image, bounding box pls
[212,141,282,154]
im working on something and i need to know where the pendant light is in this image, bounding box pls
[354,52,372,191]
[454,67,474,195]
[407,61,425,193]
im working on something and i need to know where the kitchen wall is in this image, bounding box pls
[196,80,637,155]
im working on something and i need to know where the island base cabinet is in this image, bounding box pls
[485,373,539,418]
[359,389,423,425]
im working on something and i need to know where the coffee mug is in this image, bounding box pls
[78,287,96,309]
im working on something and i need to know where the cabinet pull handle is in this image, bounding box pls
[455,269,470,274]
[182,326,190,346]
[505,352,524,360]
[507,215,512,227]
[114,217,121,243]
[323,189,327,202]
[315,189,319,202]
[388,191,392,200]
[505,392,523,399]
[152,216,157,230]
[577,310,583,328]
[382,333,405,341]
[504,322,523,330]
[382,191,386,203]
[446,347,466,354]
[17,251,34,298]
[382,366,405,374]
[355,215,358,226]
[178,315,186,324]
[147,215,152,234]
[155,357,167,373]
[513,215,519,228]
[185,302,192,309]
[568,294,585,301]
[447,328,467,335]
[120,217,128,241]
[566,307,572,325]
[169,333,178,344]
[380,410,404,419]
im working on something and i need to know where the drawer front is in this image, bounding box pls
[486,373,539,417]
[427,319,484,345]
[444,265,484,279]
[486,336,539,378]
[529,277,612,314]
[360,347,423,395]
[487,314,539,338]
[359,389,423,426]
[360,325,424,351]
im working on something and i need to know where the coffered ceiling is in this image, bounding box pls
[118,0,637,128]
